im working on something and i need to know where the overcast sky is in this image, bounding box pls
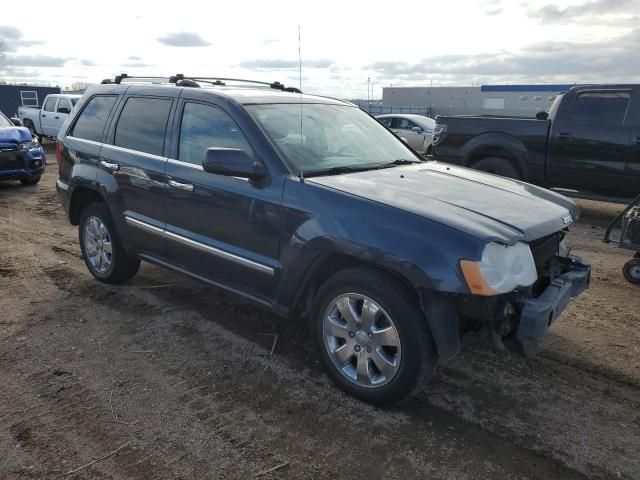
[0,0,638,98]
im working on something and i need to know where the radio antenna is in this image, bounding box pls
[298,24,304,183]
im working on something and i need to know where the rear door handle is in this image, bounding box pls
[557,132,573,140]
[41,114,46,117]
[168,180,194,192]
[99,160,120,171]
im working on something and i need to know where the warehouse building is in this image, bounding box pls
[380,84,575,118]
[0,84,61,118]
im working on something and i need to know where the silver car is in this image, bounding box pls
[376,114,436,155]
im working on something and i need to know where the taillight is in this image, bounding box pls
[55,140,64,176]
[432,124,447,146]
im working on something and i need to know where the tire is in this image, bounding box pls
[471,157,520,179]
[622,258,640,284]
[24,120,37,138]
[312,266,437,405]
[78,202,140,283]
[20,176,41,185]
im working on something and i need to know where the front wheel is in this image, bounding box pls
[313,267,437,405]
[20,176,41,185]
[79,202,140,283]
[623,258,640,284]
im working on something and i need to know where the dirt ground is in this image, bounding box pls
[1,148,639,479]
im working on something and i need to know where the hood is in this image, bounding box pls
[0,126,32,148]
[307,161,579,243]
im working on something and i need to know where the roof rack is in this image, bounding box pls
[101,73,302,93]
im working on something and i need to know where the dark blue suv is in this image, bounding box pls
[0,111,45,185]
[56,75,590,404]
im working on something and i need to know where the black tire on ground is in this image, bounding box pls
[20,176,41,185]
[23,120,37,137]
[312,266,437,405]
[634,252,640,259]
[78,202,140,284]
[471,157,520,179]
[622,258,640,284]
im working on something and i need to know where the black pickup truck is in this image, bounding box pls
[433,85,640,201]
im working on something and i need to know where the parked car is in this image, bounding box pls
[0,111,45,185]
[18,94,82,139]
[376,114,436,155]
[56,75,590,405]
[433,84,640,201]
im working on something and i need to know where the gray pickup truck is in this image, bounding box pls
[433,84,640,201]
[18,94,81,139]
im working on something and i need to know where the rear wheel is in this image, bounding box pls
[472,157,520,179]
[20,176,41,185]
[79,202,140,283]
[23,119,37,138]
[623,258,640,284]
[312,267,437,405]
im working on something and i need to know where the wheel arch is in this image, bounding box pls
[461,133,529,180]
[69,186,106,225]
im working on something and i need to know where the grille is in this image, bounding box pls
[529,232,561,271]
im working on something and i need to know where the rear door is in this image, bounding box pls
[40,96,58,136]
[547,90,633,195]
[390,117,422,151]
[164,99,281,303]
[100,94,176,259]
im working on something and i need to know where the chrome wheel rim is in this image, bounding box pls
[323,293,401,388]
[84,216,113,274]
[630,265,640,279]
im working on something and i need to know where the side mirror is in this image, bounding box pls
[411,126,423,133]
[10,117,23,127]
[57,107,71,114]
[536,111,549,120]
[202,148,266,180]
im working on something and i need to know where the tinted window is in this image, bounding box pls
[178,102,254,165]
[57,98,72,112]
[114,97,172,156]
[44,96,57,112]
[378,117,392,127]
[71,95,118,142]
[571,92,631,126]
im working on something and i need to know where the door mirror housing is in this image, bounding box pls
[10,117,23,127]
[536,111,549,121]
[57,107,71,114]
[411,126,423,133]
[202,148,266,180]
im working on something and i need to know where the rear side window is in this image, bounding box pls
[44,96,57,112]
[178,102,254,165]
[114,97,172,156]
[570,92,631,126]
[57,98,72,113]
[71,95,118,142]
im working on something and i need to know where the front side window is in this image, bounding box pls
[44,96,57,112]
[178,102,254,165]
[391,117,415,130]
[248,103,420,176]
[71,95,118,142]
[570,91,631,126]
[114,97,172,156]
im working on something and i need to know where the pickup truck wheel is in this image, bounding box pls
[79,202,140,284]
[472,157,520,179]
[20,176,41,185]
[623,259,640,284]
[23,120,37,137]
[313,267,436,405]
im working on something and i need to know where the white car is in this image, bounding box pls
[376,114,436,155]
[18,94,82,138]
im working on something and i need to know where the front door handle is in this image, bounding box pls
[557,132,573,140]
[168,180,194,192]
[99,160,120,171]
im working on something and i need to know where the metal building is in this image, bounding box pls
[0,84,61,117]
[380,84,575,118]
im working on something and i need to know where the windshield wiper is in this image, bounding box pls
[304,165,374,177]
[379,158,422,167]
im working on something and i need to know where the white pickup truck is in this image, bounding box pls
[18,94,82,138]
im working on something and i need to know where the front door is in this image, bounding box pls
[164,100,282,303]
[40,96,58,136]
[391,117,423,151]
[100,95,175,259]
[547,90,633,196]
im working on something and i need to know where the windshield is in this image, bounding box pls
[0,111,12,128]
[247,104,420,176]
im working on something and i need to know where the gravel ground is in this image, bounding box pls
[1,151,639,479]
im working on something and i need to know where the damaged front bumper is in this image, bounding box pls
[512,255,590,356]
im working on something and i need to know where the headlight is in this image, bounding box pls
[460,242,537,295]
[19,137,40,151]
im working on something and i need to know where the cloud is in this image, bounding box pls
[486,8,503,15]
[530,0,639,22]
[122,61,149,68]
[365,28,640,82]
[238,58,333,70]
[0,26,46,51]
[8,54,66,67]
[157,32,210,47]
[127,56,142,60]
[0,26,22,40]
